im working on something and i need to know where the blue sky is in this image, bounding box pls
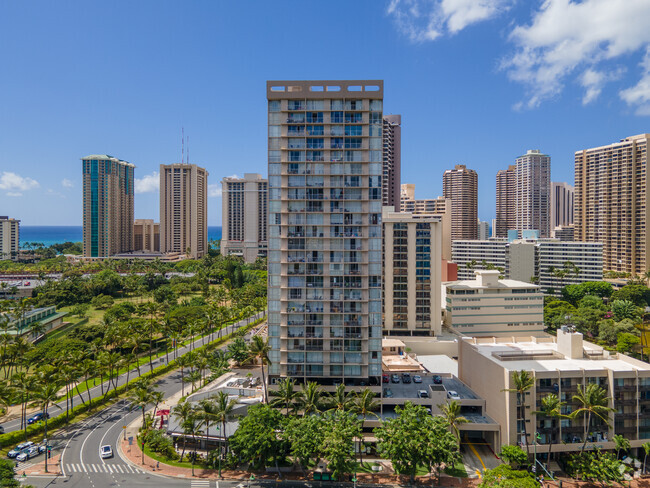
[2,0,650,226]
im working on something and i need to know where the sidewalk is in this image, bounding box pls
[18,453,63,477]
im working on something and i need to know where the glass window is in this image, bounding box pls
[331,100,343,110]
[269,112,281,124]
[331,125,344,136]
[307,100,324,110]
[268,100,280,112]
[370,100,382,111]
[269,125,280,137]
[345,126,362,136]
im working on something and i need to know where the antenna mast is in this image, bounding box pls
[187,136,190,165]
[181,127,185,164]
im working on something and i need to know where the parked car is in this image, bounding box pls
[391,374,400,383]
[447,390,461,400]
[383,388,393,398]
[27,412,49,424]
[417,390,429,399]
[432,375,442,384]
[100,445,113,459]
[413,375,422,383]
[8,442,34,458]
[382,374,389,383]
[0,426,4,434]
[16,446,43,462]
[402,373,411,384]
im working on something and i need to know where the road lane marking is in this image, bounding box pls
[82,463,87,472]
[91,464,97,472]
[107,464,113,473]
[116,464,124,473]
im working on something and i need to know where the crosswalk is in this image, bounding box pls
[190,481,211,488]
[64,463,145,474]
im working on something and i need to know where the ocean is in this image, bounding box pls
[20,226,222,248]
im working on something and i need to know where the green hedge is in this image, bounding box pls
[0,317,264,449]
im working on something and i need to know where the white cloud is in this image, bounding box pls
[208,184,222,198]
[503,0,650,109]
[387,0,512,42]
[135,172,159,194]
[0,172,39,193]
[61,178,74,188]
[620,47,650,115]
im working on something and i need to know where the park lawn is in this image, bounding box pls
[142,443,208,470]
[355,461,381,473]
[443,462,468,478]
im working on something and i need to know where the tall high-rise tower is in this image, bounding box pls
[159,164,208,259]
[82,155,135,257]
[575,134,650,274]
[382,115,401,209]
[0,216,19,261]
[550,181,574,230]
[442,164,478,240]
[495,165,516,238]
[515,150,551,238]
[266,80,384,388]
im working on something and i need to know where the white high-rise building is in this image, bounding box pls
[515,150,551,238]
[266,80,384,388]
[0,216,19,261]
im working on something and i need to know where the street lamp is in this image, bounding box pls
[43,438,48,474]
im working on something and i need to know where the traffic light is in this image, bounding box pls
[48,448,51,459]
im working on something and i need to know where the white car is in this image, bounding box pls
[100,445,113,459]
[447,390,461,400]
[16,446,40,462]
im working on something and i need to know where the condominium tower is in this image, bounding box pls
[221,173,268,262]
[159,163,208,259]
[81,155,134,257]
[266,80,384,387]
[550,182,574,230]
[442,164,478,240]
[0,216,19,261]
[382,115,401,209]
[575,134,650,274]
[495,165,516,238]
[515,150,551,237]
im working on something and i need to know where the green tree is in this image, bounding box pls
[616,332,641,354]
[642,441,650,473]
[227,337,249,366]
[502,370,534,454]
[33,380,60,473]
[613,434,630,459]
[611,284,650,307]
[532,393,565,464]
[438,400,469,441]
[269,378,301,413]
[172,400,194,462]
[284,414,325,474]
[374,402,458,484]
[611,299,640,322]
[247,335,271,403]
[128,381,160,432]
[321,411,361,481]
[213,389,237,477]
[570,383,615,453]
[327,383,354,412]
[498,445,528,468]
[229,403,286,470]
[300,381,323,414]
[478,464,537,488]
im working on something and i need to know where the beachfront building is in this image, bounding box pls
[0,216,19,261]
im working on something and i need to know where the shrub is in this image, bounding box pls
[143,429,177,459]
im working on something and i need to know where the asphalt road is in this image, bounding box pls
[2,312,264,434]
[7,312,265,488]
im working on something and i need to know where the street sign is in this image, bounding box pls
[128,437,133,445]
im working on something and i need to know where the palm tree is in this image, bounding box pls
[213,390,237,478]
[532,394,565,464]
[269,378,301,413]
[172,400,194,462]
[184,413,203,477]
[186,369,202,393]
[300,381,323,415]
[438,400,469,441]
[12,371,34,438]
[613,434,630,460]
[248,335,271,403]
[128,382,158,431]
[327,383,354,412]
[0,380,14,419]
[502,370,535,454]
[352,388,380,464]
[570,383,615,453]
[176,354,193,397]
[197,399,218,462]
[33,380,61,473]
[642,441,650,473]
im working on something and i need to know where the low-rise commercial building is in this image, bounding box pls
[443,270,545,337]
[459,329,650,454]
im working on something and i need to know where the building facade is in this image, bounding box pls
[382,115,401,210]
[0,216,19,261]
[477,220,489,240]
[443,164,478,240]
[451,237,603,293]
[220,174,268,262]
[159,163,208,259]
[444,270,545,337]
[515,150,551,238]
[382,207,442,337]
[82,155,135,257]
[133,219,160,252]
[495,165,516,238]
[551,181,574,232]
[575,134,650,274]
[460,330,650,453]
[266,80,384,387]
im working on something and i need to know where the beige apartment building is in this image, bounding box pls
[495,165,516,238]
[159,163,208,259]
[133,219,160,252]
[442,164,478,240]
[382,207,442,337]
[575,134,650,274]
[81,155,135,258]
[443,270,545,337]
[0,216,19,261]
[459,329,650,453]
[266,80,384,388]
[382,115,401,210]
[400,183,451,260]
[220,173,268,262]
